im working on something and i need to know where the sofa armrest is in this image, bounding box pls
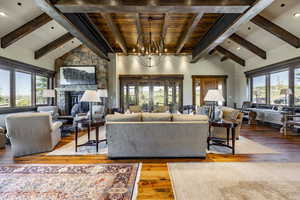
[51,121,62,132]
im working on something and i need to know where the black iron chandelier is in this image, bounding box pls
[133,16,167,68]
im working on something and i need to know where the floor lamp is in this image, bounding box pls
[80,90,101,121]
[204,89,225,120]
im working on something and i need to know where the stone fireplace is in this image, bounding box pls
[55,46,109,115]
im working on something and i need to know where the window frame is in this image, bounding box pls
[251,74,267,105]
[0,56,54,114]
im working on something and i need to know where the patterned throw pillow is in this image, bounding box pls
[228,110,240,121]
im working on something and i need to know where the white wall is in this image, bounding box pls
[112,54,236,107]
[0,44,55,71]
[234,43,300,107]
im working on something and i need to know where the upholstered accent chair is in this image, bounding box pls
[0,127,5,149]
[153,105,169,113]
[128,105,142,113]
[5,113,62,157]
[211,107,244,139]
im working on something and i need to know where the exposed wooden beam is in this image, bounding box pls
[161,13,169,41]
[229,33,266,59]
[34,0,110,61]
[54,0,253,13]
[191,0,274,63]
[251,15,300,48]
[220,56,229,62]
[135,13,145,49]
[1,13,52,48]
[35,33,74,59]
[102,13,128,55]
[215,46,245,66]
[176,13,203,54]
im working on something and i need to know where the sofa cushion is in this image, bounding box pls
[172,114,208,122]
[142,113,171,121]
[106,113,141,122]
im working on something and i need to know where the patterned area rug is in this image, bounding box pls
[0,164,139,200]
[168,162,300,200]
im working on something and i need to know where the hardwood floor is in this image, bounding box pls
[1,124,300,199]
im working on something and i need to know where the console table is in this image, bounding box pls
[74,119,106,152]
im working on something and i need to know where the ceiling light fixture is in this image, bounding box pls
[237,47,241,50]
[0,12,7,17]
[293,13,300,18]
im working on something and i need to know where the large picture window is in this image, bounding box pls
[270,71,289,105]
[295,68,300,105]
[15,71,32,107]
[36,75,49,105]
[252,75,266,104]
[0,69,10,107]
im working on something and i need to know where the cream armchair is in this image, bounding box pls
[211,107,244,139]
[5,113,62,157]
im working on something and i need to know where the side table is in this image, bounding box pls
[74,119,106,152]
[208,120,238,155]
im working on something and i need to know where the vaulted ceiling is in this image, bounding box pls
[1,0,300,67]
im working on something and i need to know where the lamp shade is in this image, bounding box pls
[280,88,293,95]
[204,89,225,102]
[43,89,55,98]
[80,90,101,102]
[97,89,108,98]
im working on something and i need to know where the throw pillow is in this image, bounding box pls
[228,110,240,121]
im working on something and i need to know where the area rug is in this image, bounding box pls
[207,136,278,154]
[48,126,108,155]
[168,162,300,200]
[0,163,139,200]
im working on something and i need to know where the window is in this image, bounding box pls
[128,86,136,105]
[270,71,289,105]
[252,75,266,104]
[15,71,32,107]
[36,75,49,105]
[153,86,164,106]
[295,68,300,105]
[139,86,150,109]
[0,69,10,107]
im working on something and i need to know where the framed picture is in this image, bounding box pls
[60,66,96,85]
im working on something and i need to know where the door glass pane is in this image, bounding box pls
[36,75,48,105]
[168,87,173,105]
[0,69,10,107]
[139,86,150,110]
[16,71,32,107]
[252,75,266,104]
[153,86,164,106]
[128,86,136,105]
[295,68,300,105]
[123,86,127,108]
[270,71,289,105]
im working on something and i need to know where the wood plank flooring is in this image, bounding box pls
[1,124,300,199]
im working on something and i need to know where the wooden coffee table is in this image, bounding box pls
[208,120,238,155]
[74,119,106,152]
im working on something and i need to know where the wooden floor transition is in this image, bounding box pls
[1,124,300,199]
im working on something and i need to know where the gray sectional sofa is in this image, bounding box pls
[106,113,209,158]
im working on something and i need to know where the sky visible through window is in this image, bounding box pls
[0,69,9,96]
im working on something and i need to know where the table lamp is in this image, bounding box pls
[280,88,292,105]
[80,90,101,120]
[204,89,225,120]
[43,89,55,105]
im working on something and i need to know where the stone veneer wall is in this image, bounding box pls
[55,45,109,114]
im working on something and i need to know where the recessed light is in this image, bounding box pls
[51,26,54,29]
[293,13,300,18]
[0,12,7,17]
[280,3,285,8]
[17,2,22,6]
[248,27,251,30]
[237,47,241,50]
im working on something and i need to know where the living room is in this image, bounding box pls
[1,0,300,199]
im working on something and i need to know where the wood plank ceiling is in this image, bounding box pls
[32,0,284,65]
[88,13,222,54]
